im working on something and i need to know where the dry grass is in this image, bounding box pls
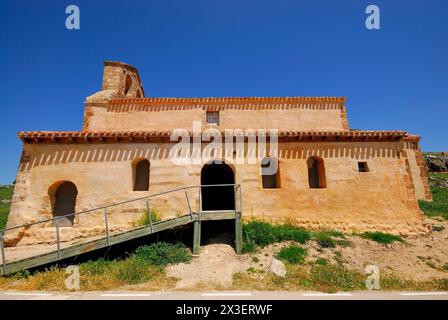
[3,262,172,291]
[174,281,230,292]
[0,242,191,291]
[133,209,162,227]
[232,263,448,293]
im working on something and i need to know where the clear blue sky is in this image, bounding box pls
[0,0,447,184]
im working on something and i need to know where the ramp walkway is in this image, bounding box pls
[0,184,243,276]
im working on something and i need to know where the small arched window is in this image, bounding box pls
[49,181,78,227]
[124,74,132,95]
[261,157,280,189]
[133,159,150,191]
[307,156,326,188]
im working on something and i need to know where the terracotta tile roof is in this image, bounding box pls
[18,130,418,143]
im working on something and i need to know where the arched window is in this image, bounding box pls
[133,159,150,191]
[49,181,78,227]
[307,156,326,188]
[124,74,132,95]
[261,157,280,189]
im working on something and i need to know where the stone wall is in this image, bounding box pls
[403,142,433,201]
[83,62,349,132]
[5,140,428,246]
[83,61,145,106]
[425,153,448,172]
[83,102,347,132]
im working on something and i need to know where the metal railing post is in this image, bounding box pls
[55,219,61,261]
[233,185,238,218]
[185,189,193,220]
[198,186,202,220]
[146,200,153,233]
[0,233,6,275]
[237,184,244,254]
[104,208,110,246]
[239,184,243,219]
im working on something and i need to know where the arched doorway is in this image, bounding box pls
[201,162,235,211]
[52,181,78,227]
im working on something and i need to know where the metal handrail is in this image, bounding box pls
[1,183,242,274]
[0,184,240,234]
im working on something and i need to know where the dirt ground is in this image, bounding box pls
[166,243,250,289]
[339,218,448,281]
[2,218,447,289]
[165,233,248,289]
[166,218,448,288]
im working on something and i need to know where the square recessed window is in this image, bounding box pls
[206,111,220,125]
[358,161,369,172]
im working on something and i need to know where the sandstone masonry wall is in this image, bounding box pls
[5,140,428,246]
[84,104,347,132]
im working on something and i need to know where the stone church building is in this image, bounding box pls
[4,61,432,246]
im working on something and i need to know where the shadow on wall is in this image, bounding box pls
[18,142,404,172]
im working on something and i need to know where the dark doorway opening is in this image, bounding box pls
[201,162,235,211]
[52,181,77,227]
[201,220,235,246]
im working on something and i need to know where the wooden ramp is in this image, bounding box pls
[1,210,242,276]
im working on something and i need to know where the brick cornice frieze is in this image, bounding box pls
[103,97,346,112]
[18,130,414,144]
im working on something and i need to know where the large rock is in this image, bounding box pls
[425,154,448,172]
[269,258,287,277]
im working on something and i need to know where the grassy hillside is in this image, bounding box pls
[0,185,13,230]
[419,173,448,220]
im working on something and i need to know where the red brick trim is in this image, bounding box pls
[18,130,409,144]
[105,97,346,112]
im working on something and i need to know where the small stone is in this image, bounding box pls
[269,258,286,277]
[432,224,445,232]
